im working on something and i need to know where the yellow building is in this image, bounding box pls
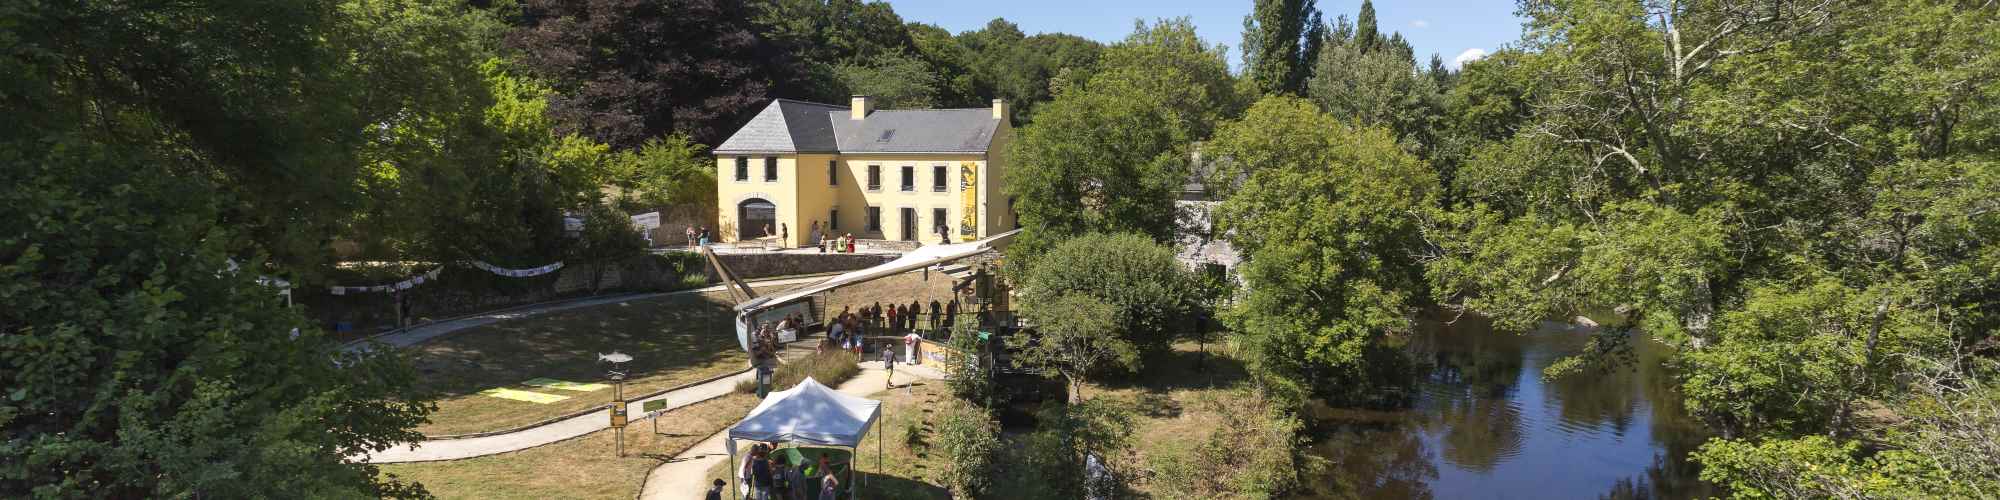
[712,96,1016,248]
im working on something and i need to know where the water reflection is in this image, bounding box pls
[1303,315,1716,499]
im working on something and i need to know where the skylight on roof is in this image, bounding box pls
[877,130,895,142]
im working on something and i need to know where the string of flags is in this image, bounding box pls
[326,260,565,295]
[329,267,443,295]
[471,260,565,278]
[232,257,568,296]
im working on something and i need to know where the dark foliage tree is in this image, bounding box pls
[510,0,795,147]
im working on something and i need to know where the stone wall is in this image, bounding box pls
[704,252,897,281]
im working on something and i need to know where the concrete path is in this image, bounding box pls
[637,361,946,500]
[361,369,755,463]
[342,275,830,354]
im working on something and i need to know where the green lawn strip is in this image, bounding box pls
[409,287,786,436]
[380,393,760,500]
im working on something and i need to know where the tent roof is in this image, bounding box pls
[727,377,882,448]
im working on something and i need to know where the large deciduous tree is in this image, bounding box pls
[1005,18,1234,271]
[1208,96,1438,406]
[0,0,534,495]
[510,0,793,147]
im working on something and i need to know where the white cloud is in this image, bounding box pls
[1409,19,1430,28]
[1451,48,1490,69]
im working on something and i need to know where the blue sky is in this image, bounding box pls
[882,0,1525,70]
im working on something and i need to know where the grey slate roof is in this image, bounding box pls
[714,99,847,153]
[714,99,1001,154]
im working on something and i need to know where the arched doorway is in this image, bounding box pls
[738,198,776,241]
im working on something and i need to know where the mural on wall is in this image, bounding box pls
[959,162,978,239]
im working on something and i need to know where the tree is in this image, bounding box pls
[1419,0,1999,488]
[834,52,942,109]
[1207,96,1438,406]
[955,19,1105,124]
[1018,233,1204,372]
[1006,399,1138,499]
[1009,295,1123,403]
[1354,0,1378,54]
[0,0,501,495]
[509,0,794,147]
[1242,0,1325,96]
[1005,18,1233,270]
[606,133,718,213]
[570,202,649,294]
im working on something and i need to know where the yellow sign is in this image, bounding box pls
[522,378,610,392]
[480,388,569,404]
[959,162,978,239]
[609,401,628,428]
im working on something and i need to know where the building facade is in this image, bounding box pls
[712,96,1015,248]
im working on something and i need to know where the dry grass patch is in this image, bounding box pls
[408,286,790,436]
[811,270,960,321]
[380,393,759,500]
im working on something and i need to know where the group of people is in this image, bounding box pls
[727,442,845,500]
[685,226,712,247]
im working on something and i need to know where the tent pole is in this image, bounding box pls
[728,439,737,500]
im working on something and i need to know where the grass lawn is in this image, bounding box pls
[381,393,760,500]
[1083,341,1264,498]
[408,286,792,436]
[702,380,952,500]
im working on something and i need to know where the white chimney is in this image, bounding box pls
[850,96,872,120]
[991,99,1008,121]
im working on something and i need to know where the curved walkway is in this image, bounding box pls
[637,361,948,500]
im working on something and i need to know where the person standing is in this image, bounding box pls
[779,223,788,248]
[708,476,732,500]
[886,305,899,335]
[817,472,839,500]
[686,226,697,248]
[882,345,895,390]
[751,448,773,500]
[907,300,922,333]
[928,298,942,333]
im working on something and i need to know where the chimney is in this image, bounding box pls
[991,98,1008,121]
[850,96,872,120]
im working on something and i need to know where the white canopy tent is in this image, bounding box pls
[734,229,1020,351]
[725,377,882,499]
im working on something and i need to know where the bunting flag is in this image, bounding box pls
[327,266,445,295]
[470,260,564,278]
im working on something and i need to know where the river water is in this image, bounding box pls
[1303,315,1716,499]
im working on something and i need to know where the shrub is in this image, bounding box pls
[943,322,997,406]
[1017,232,1204,373]
[934,400,1002,498]
[734,350,860,394]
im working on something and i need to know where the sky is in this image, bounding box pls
[882,0,1525,71]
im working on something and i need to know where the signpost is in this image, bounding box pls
[643,399,669,434]
[600,351,634,457]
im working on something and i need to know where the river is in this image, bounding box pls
[1303,315,1717,499]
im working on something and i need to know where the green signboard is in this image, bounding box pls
[642,399,668,413]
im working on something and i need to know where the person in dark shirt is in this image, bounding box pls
[751,451,773,500]
[928,299,942,333]
[705,478,725,500]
